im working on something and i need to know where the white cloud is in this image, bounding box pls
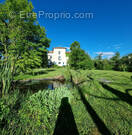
[96,52,115,56]
[113,45,121,49]
[106,43,122,50]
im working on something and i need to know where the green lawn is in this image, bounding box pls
[15,68,67,80]
[69,69,132,134]
[14,68,132,134]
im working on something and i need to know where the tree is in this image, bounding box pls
[110,52,120,70]
[68,41,93,70]
[119,53,132,72]
[0,0,50,95]
[0,0,50,74]
[70,41,80,51]
[94,54,113,70]
[94,54,103,70]
[79,52,94,70]
[38,46,49,68]
[111,52,120,61]
[127,54,132,71]
[96,53,103,61]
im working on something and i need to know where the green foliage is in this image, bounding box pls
[110,52,132,72]
[66,52,70,57]
[3,87,73,135]
[0,58,12,97]
[16,44,43,73]
[94,52,132,72]
[110,52,121,70]
[0,100,10,122]
[0,0,50,74]
[1,69,132,135]
[39,48,49,68]
[119,53,132,72]
[69,41,94,70]
[0,90,22,131]
[94,59,113,70]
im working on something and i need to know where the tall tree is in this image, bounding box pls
[0,0,50,74]
[110,52,120,70]
[0,0,50,95]
[68,41,93,70]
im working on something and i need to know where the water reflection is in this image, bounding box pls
[16,80,72,93]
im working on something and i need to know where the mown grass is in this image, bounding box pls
[15,67,67,80]
[70,69,132,135]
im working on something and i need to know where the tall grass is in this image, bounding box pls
[0,58,12,97]
[0,87,73,135]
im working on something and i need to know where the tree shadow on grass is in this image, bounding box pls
[69,73,111,135]
[75,85,111,135]
[53,97,79,135]
[33,70,48,75]
[28,69,56,76]
[87,93,120,101]
[100,83,132,106]
[47,69,56,72]
[126,89,132,96]
[87,92,132,113]
[34,69,56,75]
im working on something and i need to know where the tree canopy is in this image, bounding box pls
[68,41,93,70]
[0,0,50,74]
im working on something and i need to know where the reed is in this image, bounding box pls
[0,58,12,97]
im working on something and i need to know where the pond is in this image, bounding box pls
[16,79,73,93]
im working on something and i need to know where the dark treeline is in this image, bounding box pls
[94,52,132,72]
[68,41,132,72]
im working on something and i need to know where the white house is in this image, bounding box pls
[48,47,70,66]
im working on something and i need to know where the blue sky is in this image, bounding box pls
[2,0,132,58]
[31,0,132,58]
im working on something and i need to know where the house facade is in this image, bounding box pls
[48,47,70,66]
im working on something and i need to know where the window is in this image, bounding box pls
[63,62,65,65]
[58,62,61,64]
[50,56,52,59]
[58,56,61,60]
[58,51,61,55]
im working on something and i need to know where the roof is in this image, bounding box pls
[53,47,66,49]
[48,51,53,53]
[66,52,70,53]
